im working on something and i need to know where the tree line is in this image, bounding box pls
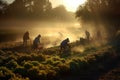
[76,0,120,38]
[0,0,74,21]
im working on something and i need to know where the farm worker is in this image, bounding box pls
[33,34,41,49]
[85,30,90,41]
[23,31,30,46]
[60,38,70,51]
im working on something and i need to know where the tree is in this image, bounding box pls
[52,5,75,21]
[1,0,73,21]
[23,0,34,13]
[0,0,7,16]
[32,0,52,16]
[6,0,27,17]
[76,0,120,38]
[5,0,52,18]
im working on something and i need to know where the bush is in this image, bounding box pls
[31,54,45,62]
[5,60,18,70]
[69,61,80,74]
[28,67,44,80]
[17,55,32,65]
[14,66,27,77]
[46,70,57,80]
[23,62,33,69]
[0,67,15,80]
[45,59,60,66]
[57,63,70,75]
[30,61,40,66]
[10,75,30,80]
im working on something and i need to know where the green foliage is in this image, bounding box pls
[10,76,30,80]
[0,67,15,80]
[0,43,119,80]
[14,66,27,77]
[5,0,52,17]
[76,0,120,38]
[45,56,65,66]
[76,0,120,21]
[5,59,18,70]
[29,61,40,66]
[57,63,70,75]
[76,5,94,21]
[46,69,57,80]
[17,55,32,64]
[31,54,45,62]
[0,0,7,15]
[69,58,88,74]
[0,0,74,21]
[17,53,45,65]
[28,67,46,80]
[23,61,40,70]
[69,61,79,73]
[23,62,33,70]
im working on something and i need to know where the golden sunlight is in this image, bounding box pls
[64,0,86,12]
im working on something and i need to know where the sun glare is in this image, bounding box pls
[64,0,86,12]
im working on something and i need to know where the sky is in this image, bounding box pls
[5,0,86,12]
[50,0,86,12]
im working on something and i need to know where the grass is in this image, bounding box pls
[0,41,119,80]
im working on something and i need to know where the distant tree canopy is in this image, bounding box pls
[0,0,74,21]
[0,0,7,15]
[76,0,120,37]
[76,0,120,22]
[5,0,52,17]
[52,5,75,21]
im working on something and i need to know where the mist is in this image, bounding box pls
[0,19,88,48]
[0,19,110,49]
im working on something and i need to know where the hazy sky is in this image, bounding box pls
[5,0,86,12]
[50,0,86,12]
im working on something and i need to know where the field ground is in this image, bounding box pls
[0,41,120,80]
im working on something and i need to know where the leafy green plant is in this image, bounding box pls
[57,63,70,75]
[10,75,30,80]
[17,55,31,65]
[28,67,46,80]
[30,61,40,66]
[0,67,15,80]
[23,62,33,70]
[5,60,18,70]
[14,66,27,77]
[31,54,46,62]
